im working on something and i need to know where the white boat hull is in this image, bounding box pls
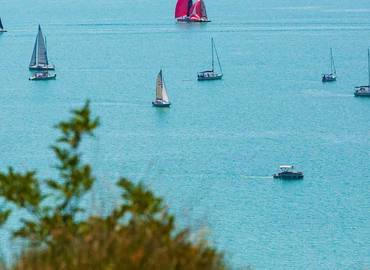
[29,65,55,70]
[29,73,56,81]
[197,73,223,81]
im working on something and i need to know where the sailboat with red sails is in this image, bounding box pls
[175,0,210,22]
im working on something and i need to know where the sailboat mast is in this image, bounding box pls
[45,36,48,66]
[367,49,370,87]
[330,48,333,74]
[187,0,193,17]
[211,38,214,72]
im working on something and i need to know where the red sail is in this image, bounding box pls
[175,0,192,18]
[189,0,208,20]
[189,1,201,20]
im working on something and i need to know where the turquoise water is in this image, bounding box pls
[1,0,370,268]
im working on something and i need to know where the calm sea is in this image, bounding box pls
[1,0,370,268]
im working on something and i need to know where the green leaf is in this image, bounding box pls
[0,209,11,227]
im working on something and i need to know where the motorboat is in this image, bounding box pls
[273,165,303,179]
[29,71,56,80]
[354,49,370,97]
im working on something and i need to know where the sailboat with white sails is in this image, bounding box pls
[152,70,171,107]
[354,49,370,97]
[175,0,210,22]
[322,48,337,82]
[197,38,223,80]
[0,18,7,33]
[29,25,55,70]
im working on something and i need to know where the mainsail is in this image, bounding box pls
[156,70,164,100]
[200,0,208,19]
[37,25,48,65]
[156,70,170,103]
[175,0,193,18]
[29,38,37,66]
[29,25,49,67]
[0,18,4,29]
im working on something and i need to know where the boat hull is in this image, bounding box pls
[354,87,370,97]
[29,73,57,80]
[177,18,211,23]
[197,74,223,81]
[0,29,7,33]
[354,91,370,97]
[29,65,55,71]
[322,75,336,82]
[273,173,304,179]
[152,102,171,107]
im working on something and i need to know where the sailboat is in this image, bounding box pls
[29,25,55,70]
[175,0,210,22]
[0,18,7,33]
[152,70,171,107]
[322,48,337,82]
[354,49,370,97]
[197,38,223,81]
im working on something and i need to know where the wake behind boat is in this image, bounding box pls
[354,49,370,97]
[322,48,337,82]
[175,0,210,22]
[29,25,55,70]
[152,69,171,107]
[197,38,223,81]
[0,18,7,33]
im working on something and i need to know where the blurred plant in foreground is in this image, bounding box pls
[0,101,225,270]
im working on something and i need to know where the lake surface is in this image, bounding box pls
[1,0,370,268]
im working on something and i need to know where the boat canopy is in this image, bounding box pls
[280,165,293,169]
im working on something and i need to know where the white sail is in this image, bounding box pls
[37,25,48,65]
[162,79,170,103]
[29,38,37,66]
[156,70,163,100]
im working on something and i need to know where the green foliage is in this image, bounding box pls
[0,101,225,269]
[0,101,99,246]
